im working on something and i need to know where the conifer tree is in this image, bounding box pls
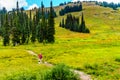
[29,10,32,33]
[12,15,21,44]
[24,13,30,43]
[36,22,43,42]
[31,15,36,43]
[11,27,20,46]
[21,8,26,44]
[16,1,19,15]
[47,1,55,43]
[80,12,90,33]
[40,2,47,43]
[59,22,62,27]
[14,1,21,44]
[36,8,41,25]
[80,12,86,33]
[3,14,10,46]
[61,18,65,28]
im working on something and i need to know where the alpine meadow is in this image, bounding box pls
[0,1,120,80]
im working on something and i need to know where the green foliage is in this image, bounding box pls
[3,14,10,46]
[44,63,79,80]
[96,1,120,10]
[80,13,90,33]
[47,1,55,43]
[11,27,20,46]
[115,57,120,62]
[59,3,82,16]
[60,13,90,33]
[1,1,55,45]
[31,18,36,43]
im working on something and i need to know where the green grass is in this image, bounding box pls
[0,2,120,80]
[0,48,50,79]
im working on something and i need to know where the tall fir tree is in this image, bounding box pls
[29,10,32,33]
[21,8,26,44]
[12,15,21,45]
[36,22,43,43]
[16,1,19,15]
[24,13,30,43]
[80,12,86,33]
[61,18,65,28]
[11,27,20,46]
[47,1,55,43]
[31,15,36,43]
[15,1,21,44]
[3,14,10,46]
[40,2,47,43]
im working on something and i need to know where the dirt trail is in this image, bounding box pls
[27,50,91,80]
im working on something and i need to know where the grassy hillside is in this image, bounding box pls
[0,2,120,80]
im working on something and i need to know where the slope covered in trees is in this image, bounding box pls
[95,1,120,10]
[59,2,82,16]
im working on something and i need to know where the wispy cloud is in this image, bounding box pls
[0,0,28,11]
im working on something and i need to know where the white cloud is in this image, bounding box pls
[0,0,28,11]
[72,0,120,3]
[28,4,39,10]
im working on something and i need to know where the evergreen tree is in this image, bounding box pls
[79,12,85,32]
[0,13,5,27]
[24,13,30,43]
[47,1,55,43]
[29,10,32,33]
[31,16,36,43]
[41,2,47,43]
[12,15,21,44]
[80,12,86,33]
[36,22,43,43]
[61,18,65,28]
[59,22,62,27]
[14,1,21,44]
[36,8,41,26]
[3,14,10,46]
[0,14,4,36]
[80,12,90,33]
[16,1,19,15]
[21,8,26,44]
[11,27,20,46]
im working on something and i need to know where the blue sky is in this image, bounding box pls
[0,0,120,11]
[25,0,120,9]
[25,0,71,9]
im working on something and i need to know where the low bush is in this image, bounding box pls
[43,63,79,80]
[115,57,120,62]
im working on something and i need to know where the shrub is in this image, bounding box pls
[115,57,120,62]
[43,63,79,80]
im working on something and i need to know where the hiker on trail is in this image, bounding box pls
[38,53,43,64]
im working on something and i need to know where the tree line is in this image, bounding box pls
[59,13,90,33]
[59,2,82,16]
[0,1,55,46]
[95,1,120,10]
